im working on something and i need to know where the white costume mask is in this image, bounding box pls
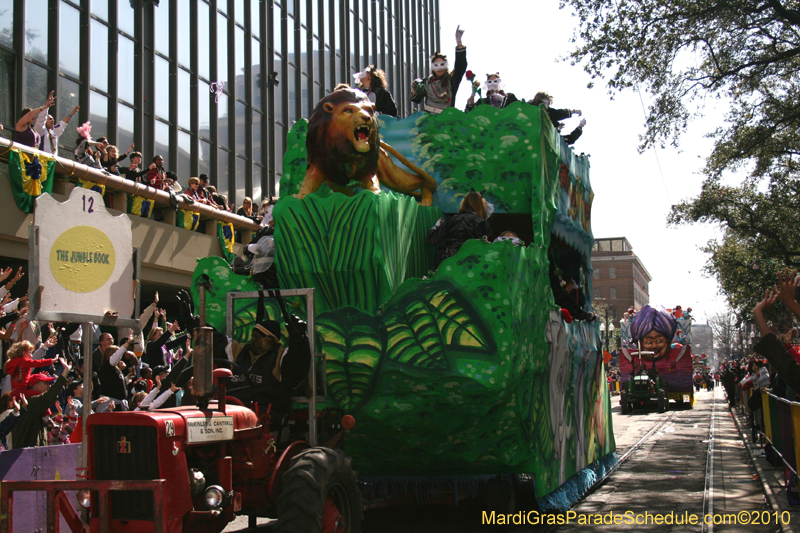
[484,77,504,92]
[431,60,449,74]
[353,70,367,86]
[261,204,275,227]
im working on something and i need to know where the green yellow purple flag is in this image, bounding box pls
[8,149,56,213]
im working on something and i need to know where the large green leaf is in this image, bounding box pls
[383,281,497,371]
[318,308,383,411]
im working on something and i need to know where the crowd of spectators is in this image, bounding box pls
[6,89,280,232]
[0,279,202,450]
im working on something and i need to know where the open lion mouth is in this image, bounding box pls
[354,125,371,141]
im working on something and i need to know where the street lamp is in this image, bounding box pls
[599,311,615,353]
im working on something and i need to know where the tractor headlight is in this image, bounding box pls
[76,489,92,508]
[204,485,225,509]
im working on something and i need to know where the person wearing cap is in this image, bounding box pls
[226,315,311,430]
[10,358,71,448]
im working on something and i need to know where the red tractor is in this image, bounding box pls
[0,289,362,533]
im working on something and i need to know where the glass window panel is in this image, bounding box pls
[274,140,283,180]
[287,64,296,126]
[235,156,246,206]
[252,165,262,204]
[118,0,135,36]
[217,92,229,148]
[217,1,227,15]
[313,82,320,106]
[300,0,307,27]
[155,56,170,120]
[0,2,14,49]
[251,0,261,38]
[155,4,170,56]
[178,69,190,129]
[154,120,170,166]
[235,26,245,82]
[313,0,321,37]
[198,139,211,176]
[24,0,48,63]
[217,13,229,85]
[117,35,135,104]
[287,0,294,17]
[198,2,210,79]
[177,0,190,68]
[300,27,308,74]
[198,80,211,139]
[287,16,295,60]
[89,91,108,141]
[273,54,283,123]
[91,0,108,21]
[252,39,262,110]
[235,100,246,156]
[313,37,320,79]
[349,11,356,70]
[117,103,134,155]
[56,76,80,153]
[177,131,191,181]
[216,149,229,199]
[24,60,48,110]
[332,1,339,50]
[301,74,310,118]
[274,5,283,56]
[90,20,109,92]
[234,1,244,25]
[252,111,262,164]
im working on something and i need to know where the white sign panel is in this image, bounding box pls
[186,416,234,443]
[34,189,134,318]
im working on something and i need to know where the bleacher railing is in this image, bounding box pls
[0,137,260,231]
[742,388,799,478]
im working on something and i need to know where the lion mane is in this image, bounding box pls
[306,88,380,187]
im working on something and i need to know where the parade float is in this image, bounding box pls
[618,306,696,410]
[191,88,616,511]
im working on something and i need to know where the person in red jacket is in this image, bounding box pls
[4,336,58,399]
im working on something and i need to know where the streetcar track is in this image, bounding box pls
[702,387,717,533]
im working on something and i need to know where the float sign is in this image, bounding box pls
[186,416,234,443]
[34,189,134,318]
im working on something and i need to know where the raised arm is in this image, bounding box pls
[775,268,800,322]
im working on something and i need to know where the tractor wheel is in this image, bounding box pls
[275,447,362,533]
[658,389,668,413]
[620,391,629,414]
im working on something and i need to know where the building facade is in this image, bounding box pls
[591,237,651,326]
[0,0,440,207]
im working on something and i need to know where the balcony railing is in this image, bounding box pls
[0,137,260,234]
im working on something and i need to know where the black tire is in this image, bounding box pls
[620,391,629,414]
[275,447,362,533]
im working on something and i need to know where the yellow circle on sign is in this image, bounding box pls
[50,226,116,293]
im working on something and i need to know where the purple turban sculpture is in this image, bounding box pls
[629,305,678,361]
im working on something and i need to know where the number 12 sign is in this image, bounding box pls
[33,188,135,319]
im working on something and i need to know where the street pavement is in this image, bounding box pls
[224,387,781,532]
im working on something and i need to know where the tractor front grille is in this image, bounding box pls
[93,425,160,521]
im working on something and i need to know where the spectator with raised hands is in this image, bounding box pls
[97,333,136,411]
[4,335,59,399]
[753,270,800,393]
[14,91,56,148]
[10,357,71,448]
[35,91,80,157]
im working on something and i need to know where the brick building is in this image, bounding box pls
[591,237,651,327]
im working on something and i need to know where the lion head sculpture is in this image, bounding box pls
[306,88,380,187]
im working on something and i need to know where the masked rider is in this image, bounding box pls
[226,316,311,430]
[410,26,468,114]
